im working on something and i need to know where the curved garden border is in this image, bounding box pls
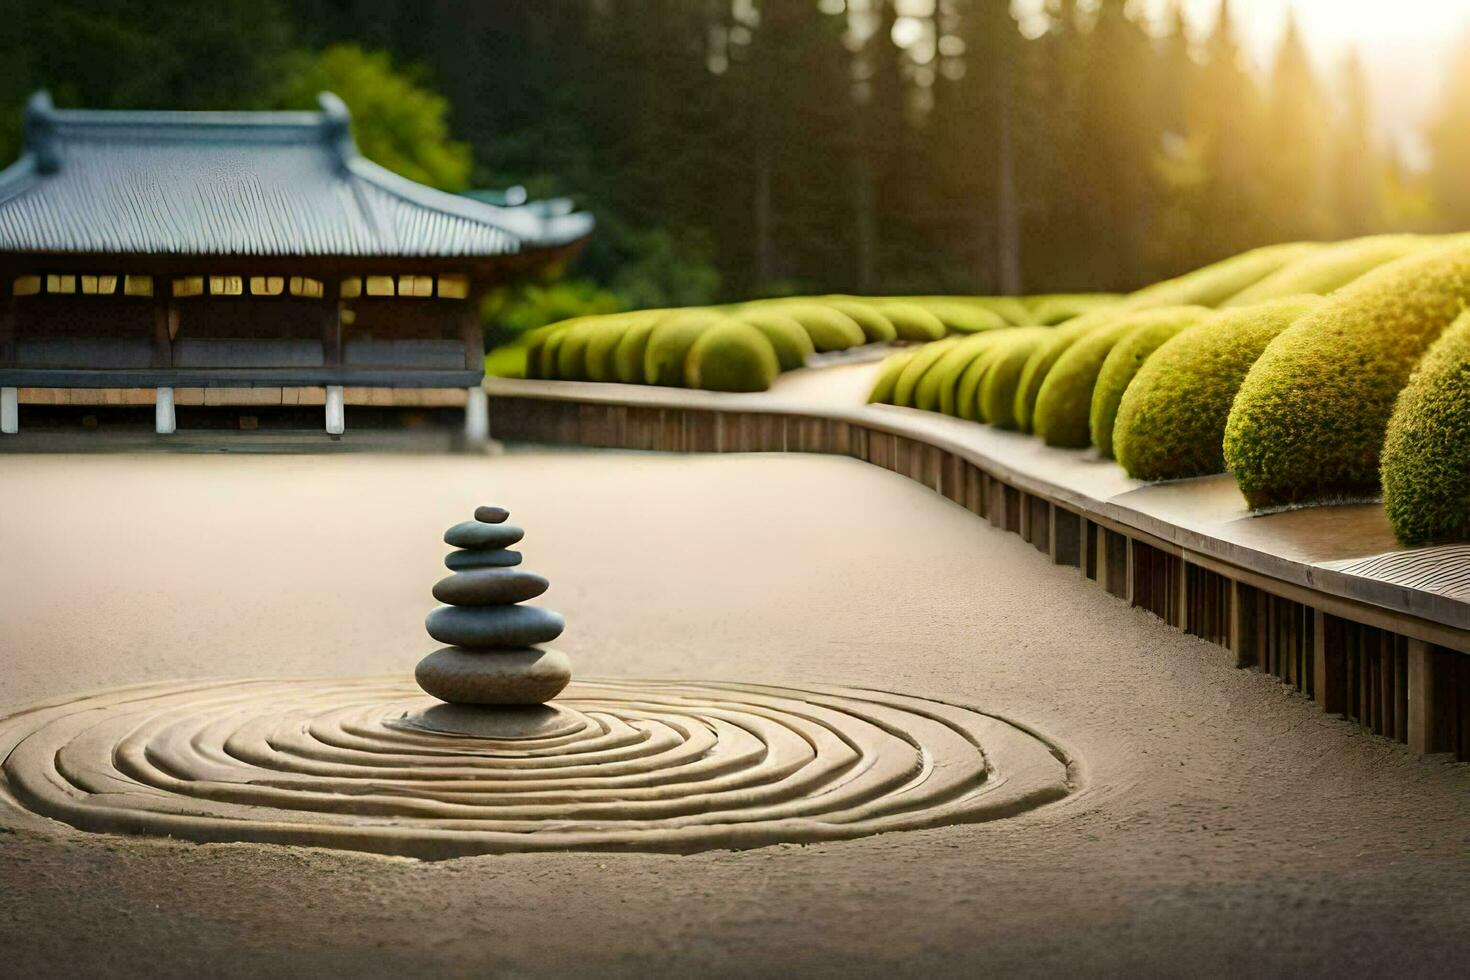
[487,375,1470,761]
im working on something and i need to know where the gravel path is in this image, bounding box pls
[1,448,1466,978]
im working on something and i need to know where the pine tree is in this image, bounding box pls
[1331,48,1382,236]
[1427,36,1470,230]
[1262,12,1331,242]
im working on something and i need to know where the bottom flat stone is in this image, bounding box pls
[394,701,587,739]
[415,646,572,705]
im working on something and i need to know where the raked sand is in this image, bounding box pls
[1,448,1466,978]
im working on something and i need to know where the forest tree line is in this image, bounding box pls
[7,0,1470,333]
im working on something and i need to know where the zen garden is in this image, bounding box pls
[2,2,1469,978]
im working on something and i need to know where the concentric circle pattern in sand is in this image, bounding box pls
[0,677,1077,858]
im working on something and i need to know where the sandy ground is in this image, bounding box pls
[0,448,1467,978]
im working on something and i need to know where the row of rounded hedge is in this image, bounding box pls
[518,292,1123,393]
[865,234,1470,544]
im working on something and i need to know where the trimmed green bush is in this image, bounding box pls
[1224,240,1470,509]
[1125,242,1318,309]
[613,315,661,383]
[953,339,1010,421]
[1013,314,1111,432]
[868,348,921,404]
[1381,309,1470,545]
[825,300,899,343]
[1034,307,1209,448]
[537,323,578,379]
[1027,294,1122,325]
[522,321,569,380]
[893,337,962,408]
[1089,312,1211,457]
[771,303,866,351]
[978,327,1053,427]
[879,302,949,342]
[584,313,649,381]
[1223,235,1433,307]
[684,321,781,392]
[922,331,1009,415]
[915,299,1008,334]
[1113,297,1324,481]
[644,310,725,387]
[965,296,1033,325]
[735,310,817,370]
[554,317,607,380]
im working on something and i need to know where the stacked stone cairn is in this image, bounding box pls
[415,505,572,705]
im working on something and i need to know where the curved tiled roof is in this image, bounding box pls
[0,92,593,258]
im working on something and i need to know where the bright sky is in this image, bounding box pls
[1015,0,1470,164]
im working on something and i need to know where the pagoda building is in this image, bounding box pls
[0,91,591,439]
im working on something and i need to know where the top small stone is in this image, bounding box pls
[475,505,510,524]
[445,521,524,550]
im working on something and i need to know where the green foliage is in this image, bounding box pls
[1089,317,1198,457]
[1223,235,1435,307]
[1113,297,1326,481]
[1381,310,1470,544]
[1034,307,1209,448]
[614,318,662,384]
[979,328,1054,428]
[1013,316,1106,432]
[953,338,1012,421]
[913,300,1009,334]
[684,322,780,392]
[878,303,948,342]
[554,318,605,381]
[893,338,962,408]
[868,349,921,404]
[585,313,654,381]
[1124,242,1318,310]
[734,311,816,370]
[927,332,1008,416]
[1026,294,1123,325]
[769,303,866,351]
[644,310,725,387]
[276,44,471,191]
[1224,240,1470,508]
[825,301,899,343]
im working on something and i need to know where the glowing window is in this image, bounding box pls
[173,277,204,298]
[437,275,469,299]
[210,276,243,296]
[12,275,41,296]
[365,275,395,297]
[46,274,76,294]
[289,276,324,298]
[339,278,362,299]
[80,275,118,295]
[340,308,357,326]
[250,276,284,296]
[124,275,154,297]
[398,274,433,297]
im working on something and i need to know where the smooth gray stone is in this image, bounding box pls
[445,548,522,571]
[474,505,510,524]
[444,521,524,549]
[415,647,571,705]
[425,604,565,648]
[433,568,549,606]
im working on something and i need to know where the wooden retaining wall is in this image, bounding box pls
[491,394,1470,761]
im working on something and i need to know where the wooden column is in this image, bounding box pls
[151,290,173,369]
[1230,580,1259,668]
[1406,639,1437,754]
[460,303,484,370]
[1313,610,1347,715]
[0,283,15,367]
[322,279,342,366]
